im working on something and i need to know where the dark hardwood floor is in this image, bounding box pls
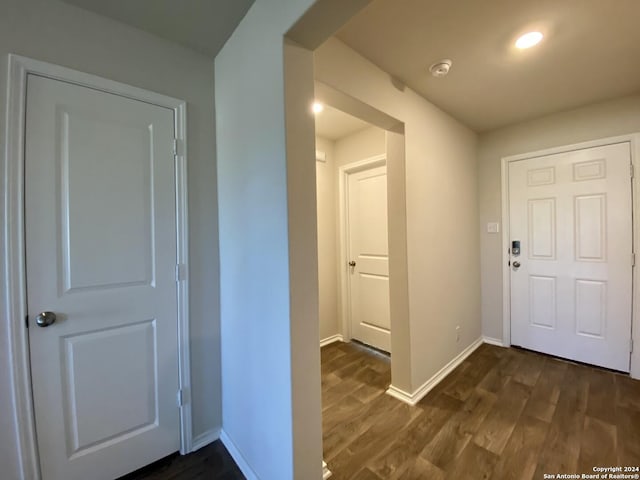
[119,440,244,480]
[321,340,640,480]
[119,341,640,479]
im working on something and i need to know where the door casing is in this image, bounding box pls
[2,55,192,480]
[500,134,640,379]
[338,154,387,343]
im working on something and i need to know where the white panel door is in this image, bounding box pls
[348,165,391,352]
[25,75,180,480]
[509,143,633,372]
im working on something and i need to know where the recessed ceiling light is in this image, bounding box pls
[312,102,324,114]
[515,31,543,49]
[429,59,453,78]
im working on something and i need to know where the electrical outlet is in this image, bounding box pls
[456,325,461,343]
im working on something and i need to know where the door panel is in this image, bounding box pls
[62,320,157,455]
[26,75,179,480]
[348,165,391,352]
[509,143,632,372]
[61,107,154,291]
[527,198,555,259]
[528,275,556,329]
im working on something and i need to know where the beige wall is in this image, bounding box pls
[478,94,640,341]
[315,136,339,341]
[284,40,324,480]
[215,2,325,478]
[315,38,480,393]
[0,1,220,476]
[334,125,386,167]
[216,1,378,477]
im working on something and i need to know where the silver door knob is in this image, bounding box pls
[512,261,521,268]
[35,311,56,327]
[348,261,356,267]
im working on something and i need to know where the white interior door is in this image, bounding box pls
[509,142,633,372]
[26,75,180,480]
[347,164,391,352]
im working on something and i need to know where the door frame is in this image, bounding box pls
[2,54,193,480]
[500,133,640,379]
[337,154,387,342]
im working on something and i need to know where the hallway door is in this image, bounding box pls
[26,74,181,480]
[347,163,391,352]
[509,142,633,371]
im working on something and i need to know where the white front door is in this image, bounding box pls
[509,142,633,372]
[26,75,180,480]
[347,164,391,352]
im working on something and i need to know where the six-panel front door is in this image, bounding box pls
[347,164,391,352]
[509,142,633,372]
[26,75,180,480]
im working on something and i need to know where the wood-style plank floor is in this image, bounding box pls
[322,341,640,480]
[119,440,244,480]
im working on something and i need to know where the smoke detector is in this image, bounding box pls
[429,59,452,77]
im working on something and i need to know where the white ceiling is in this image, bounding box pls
[61,0,255,58]
[336,0,640,132]
[59,0,640,133]
[315,104,370,141]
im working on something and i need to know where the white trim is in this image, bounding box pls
[482,336,506,347]
[500,134,640,379]
[2,55,192,480]
[337,154,387,343]
[386,337,484,405]
[500,155,512,348]
[630,134,640,380]
[191,428,221,452]
[323,460,332,479]
[220,429,260,480]
[4,53,40,480]
[320,334,344,347]
[173,103,193,455]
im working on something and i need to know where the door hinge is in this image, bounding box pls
[175,263,186,282]
[177,389,184,407]
[173,138,181,157]
[25,315,29,328]
[633,253,636,267]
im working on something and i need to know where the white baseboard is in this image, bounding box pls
[386,337,484,405]
[323,460,332,479]
[191,428,220,452]
[482,336,506,347]
[220,429,259,480]
[320,334,344,347]
[385,384,416,405]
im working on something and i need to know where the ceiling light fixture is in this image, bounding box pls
[312,102,324,114]
[429,59,453,78]
[515,31,543,49]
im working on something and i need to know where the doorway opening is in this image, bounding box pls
[315,104,391,352]
[311,89,408,476]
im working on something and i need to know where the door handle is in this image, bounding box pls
[35,311,56,327]
[348,261,356,267]
[512,261,521,268]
